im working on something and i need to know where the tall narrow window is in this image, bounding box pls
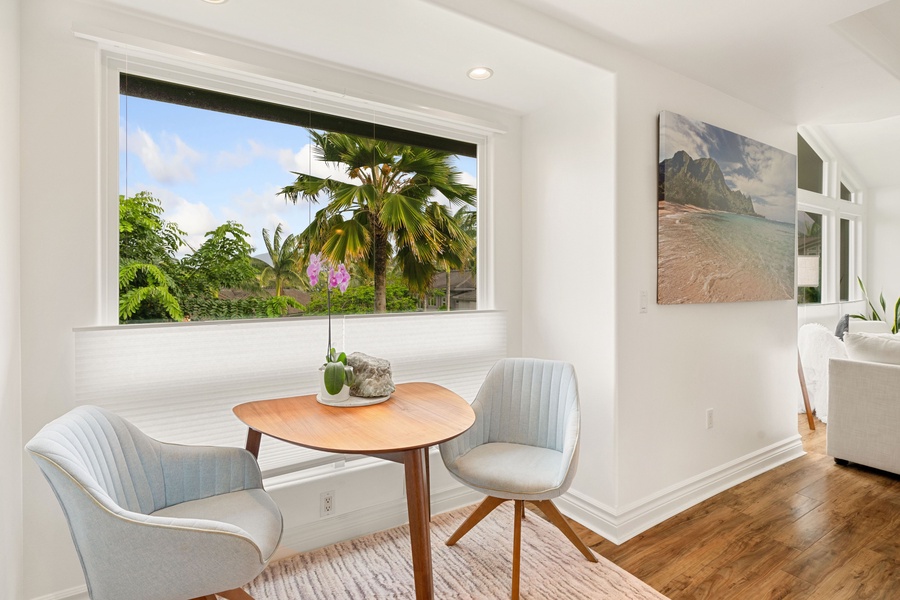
[840,182,852,202]
[119,74,478,324]
[797,211,822,304]
[797,134,823,194]
[839,218,850,301]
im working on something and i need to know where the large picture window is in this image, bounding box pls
[119,74,478,324]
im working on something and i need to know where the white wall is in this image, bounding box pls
[1,0,24,599]
[867,186,900,307]
[521,76,618,508]
[432,0,804,541]
[612,66,801,512]
[18,1,525,598]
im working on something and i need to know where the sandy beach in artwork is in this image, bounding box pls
[658,201,794,304]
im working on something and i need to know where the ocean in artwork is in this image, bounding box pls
[658,202,795,304]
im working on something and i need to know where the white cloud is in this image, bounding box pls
[222,186,314,253]
[660,113,713,161]
[725,139,797,223]
[457,170,477,188]
[126,128,203,184]
[281,144,354,183]
[215,139,282,170]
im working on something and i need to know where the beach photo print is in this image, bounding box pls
[657,111,797,304]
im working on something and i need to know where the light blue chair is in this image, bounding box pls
[440,358,597,599]
[26,405,282,600]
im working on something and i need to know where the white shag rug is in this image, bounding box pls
[246,503,668,599]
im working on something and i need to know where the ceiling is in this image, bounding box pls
[98,0,900,189]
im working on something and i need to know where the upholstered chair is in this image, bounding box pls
[440,358,597,599]
[26,405,283,600]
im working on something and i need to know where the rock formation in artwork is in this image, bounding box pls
[658,150,759,217]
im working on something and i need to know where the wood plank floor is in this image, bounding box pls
[565,417,900,599]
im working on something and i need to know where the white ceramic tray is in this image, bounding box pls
[315,393,391,407]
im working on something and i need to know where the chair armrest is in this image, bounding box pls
[440,398,487,467]
[158,442,264,507]
[91,505,268,600]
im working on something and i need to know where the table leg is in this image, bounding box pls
[245,428,262,459]
[403,447,433,600]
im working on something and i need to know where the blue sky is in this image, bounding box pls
[120,96,477,256]
[659,111,797,224]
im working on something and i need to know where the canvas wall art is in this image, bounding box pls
[658,111,797,304]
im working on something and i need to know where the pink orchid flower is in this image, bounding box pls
[336,264,350,293]
[307,253,322,287]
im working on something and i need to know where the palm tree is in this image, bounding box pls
[279,132,476,313]
[257,223,304,297]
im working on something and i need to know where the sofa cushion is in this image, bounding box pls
[843,332,900,365]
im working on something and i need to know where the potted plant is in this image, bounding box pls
[307,253,354,401]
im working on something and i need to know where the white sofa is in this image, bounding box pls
[826,332,900,475]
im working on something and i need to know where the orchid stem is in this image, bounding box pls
[327,283,332,358]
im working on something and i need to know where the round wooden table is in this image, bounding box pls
[233,382,475,600]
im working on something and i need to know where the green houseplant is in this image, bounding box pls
[852,277,900,334]
[308,253,355,397]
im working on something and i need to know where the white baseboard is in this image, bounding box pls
[556,434,805,544]
[29,585,88,600]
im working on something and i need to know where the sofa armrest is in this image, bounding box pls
[158,442,264,507]
[827,358,900,475]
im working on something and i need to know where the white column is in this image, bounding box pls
[0,0,23,598]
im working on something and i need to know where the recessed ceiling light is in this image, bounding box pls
[202,0,228,4]
[467,67,493,80]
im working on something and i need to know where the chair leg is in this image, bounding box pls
[511,500,524,600]
[447,496,507,546]
[533,500,598,563]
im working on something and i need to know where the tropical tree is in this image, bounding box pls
[257,223,305,297]
[118,192,186,322]
[119,191,185,263]
[119,262,183,322]
[180,221,258,298]
[279,131,476,313]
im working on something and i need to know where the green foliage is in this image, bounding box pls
[258,223,305,296]
[851,277,900,334]
[180,295,304,320]
[322,348,353,395]
[118,192,187,323]
[180,222,258,297]
[119,192,186,263]
[304,284,418,315]
[118,261,184,322]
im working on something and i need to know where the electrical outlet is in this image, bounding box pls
[320,490,335,517]
[640,290,649,314]
[706,408,714,429]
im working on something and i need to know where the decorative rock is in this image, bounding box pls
[347,352,395,398]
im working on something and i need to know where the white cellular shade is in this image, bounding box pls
[73,311,507,477]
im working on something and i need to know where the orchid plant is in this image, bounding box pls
[307,253,354,394]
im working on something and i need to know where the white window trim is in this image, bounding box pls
[99,47,501,325]
[796,126,867,306]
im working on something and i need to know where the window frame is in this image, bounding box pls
[796,127,866,306]
[102,52,495,325]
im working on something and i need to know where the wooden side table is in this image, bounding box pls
[233,382,475,600]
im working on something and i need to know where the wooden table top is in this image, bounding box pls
[233,382,475,454]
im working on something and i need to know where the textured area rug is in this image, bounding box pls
[247,503,668,599]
